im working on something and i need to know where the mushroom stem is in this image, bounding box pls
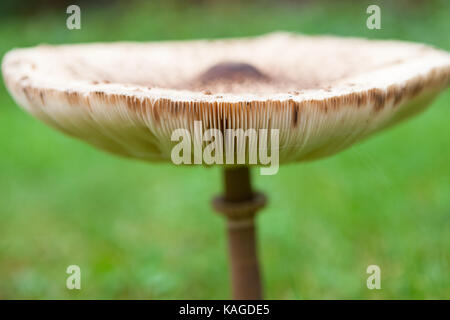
[213,166,267,300]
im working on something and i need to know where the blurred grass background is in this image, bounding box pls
[0,0,449,299]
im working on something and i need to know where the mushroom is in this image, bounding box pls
[3,32,450,299]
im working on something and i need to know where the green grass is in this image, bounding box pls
[0,0,449,299]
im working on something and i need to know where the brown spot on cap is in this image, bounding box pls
[370,89,386,112]
[198,62,269,84]
[292,103,299,127]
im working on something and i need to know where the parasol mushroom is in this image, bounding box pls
[3,32,450,299]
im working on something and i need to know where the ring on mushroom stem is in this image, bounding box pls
[212,166,266,300]
[2,32,450,299]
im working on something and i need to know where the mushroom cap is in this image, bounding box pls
[3,32,450,164]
